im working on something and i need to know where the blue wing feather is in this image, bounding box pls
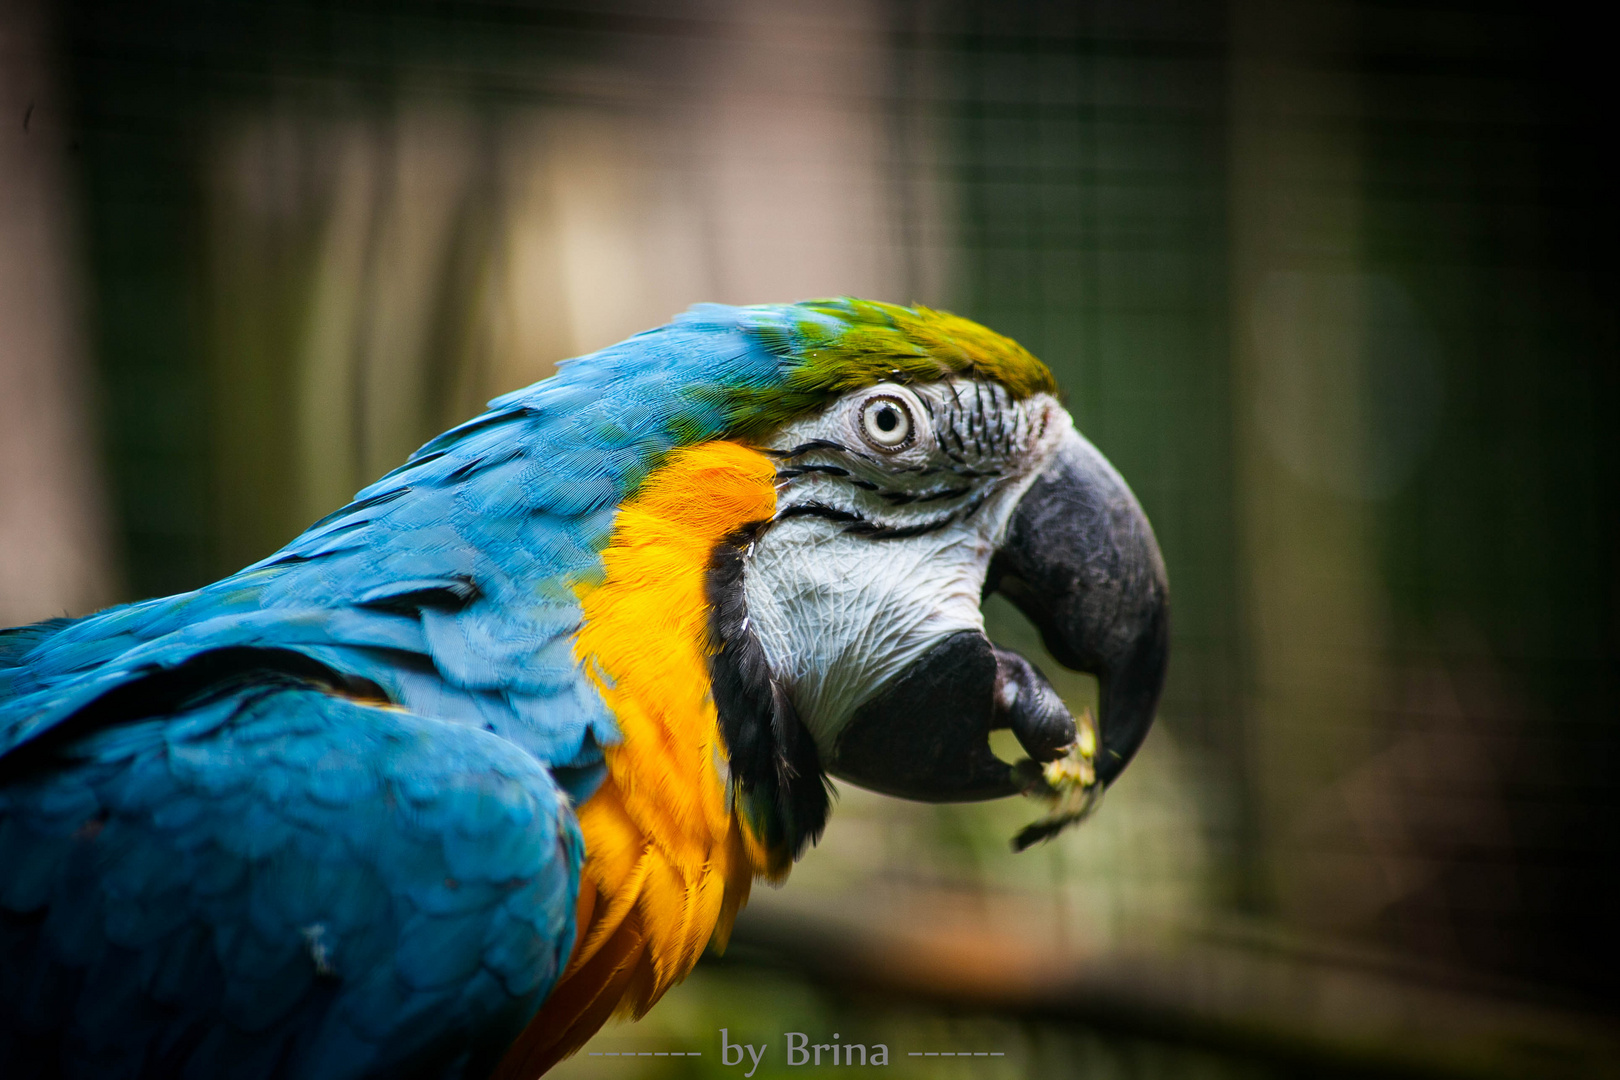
[1,677,580,1080]
[0,302,811,1078]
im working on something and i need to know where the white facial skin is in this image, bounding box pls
[743,381,1071,754]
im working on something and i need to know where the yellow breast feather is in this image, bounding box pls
[495,441,779,1078]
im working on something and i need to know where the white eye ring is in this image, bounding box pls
[859,394,914,451]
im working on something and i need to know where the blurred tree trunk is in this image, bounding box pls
[199,0,918,566]
[0,0,115,625]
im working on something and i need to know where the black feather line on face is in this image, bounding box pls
[772,500,966,541]
[705,526,830,863]
[842,515,958,540]
[776,502,865,525]
[767,439,870,462]
[775,464,850,479]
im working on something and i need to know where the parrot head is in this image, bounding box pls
[684,298,1169,858]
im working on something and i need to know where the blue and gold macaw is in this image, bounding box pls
[0,300,1167,1079]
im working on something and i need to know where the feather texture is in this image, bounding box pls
[0,299,1058,1078]
[1,672,578,1080]
[493,442,774,1079]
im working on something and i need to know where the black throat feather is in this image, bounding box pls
[705,524,830,868]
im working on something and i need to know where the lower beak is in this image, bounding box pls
[827,427,1170,800]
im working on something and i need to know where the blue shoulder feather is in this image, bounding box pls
[0,302,798,778]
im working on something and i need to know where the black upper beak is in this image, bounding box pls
[828,427,1170,800]
[987,428,1170,785]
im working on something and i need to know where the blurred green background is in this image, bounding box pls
[1,0,1614,1077]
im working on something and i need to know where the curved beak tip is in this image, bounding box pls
[990,427,1170,789]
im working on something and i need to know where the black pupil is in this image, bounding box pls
[875,406,899,433]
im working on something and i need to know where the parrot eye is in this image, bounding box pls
[858,395,914,451]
